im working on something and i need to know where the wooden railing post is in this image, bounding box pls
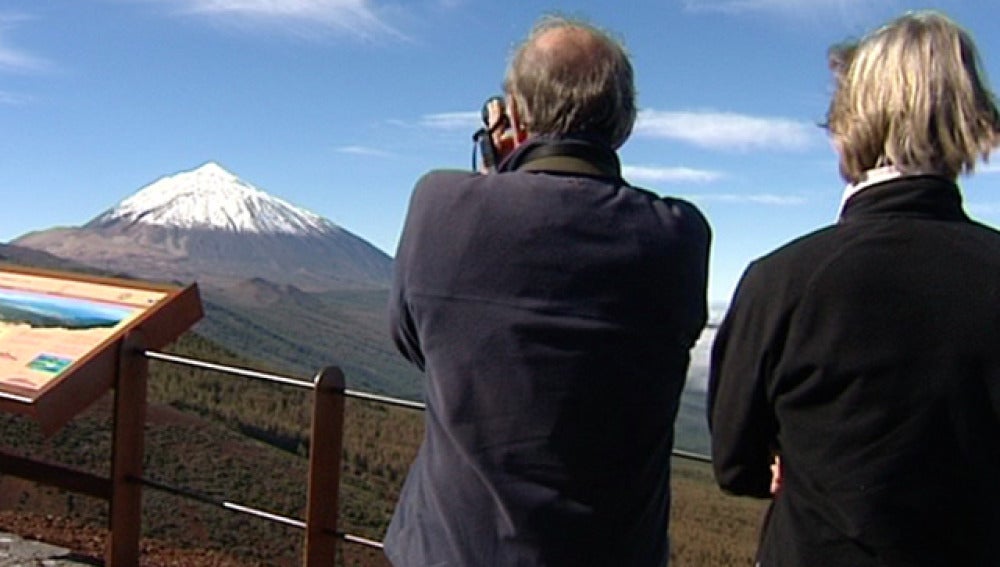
[106,331,148,567]
[303,366,346,567]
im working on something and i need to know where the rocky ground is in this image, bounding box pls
[0,512,255,566]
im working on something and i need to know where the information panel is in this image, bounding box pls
[0,272,167,392]
[0,264,202,432]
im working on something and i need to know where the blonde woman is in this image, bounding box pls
[709,11,1000,567]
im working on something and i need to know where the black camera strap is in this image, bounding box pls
[501,138,625,183]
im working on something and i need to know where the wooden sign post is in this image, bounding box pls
[0,264,202,566]
[304,366,346,566]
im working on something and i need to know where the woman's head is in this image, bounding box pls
[826,11,1000,184]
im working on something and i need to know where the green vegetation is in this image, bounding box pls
[199,286,425,400]
[671,458,767,565]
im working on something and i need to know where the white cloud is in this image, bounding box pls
[422,109,818,154]
[0,90,30,104]
[687,192,807,205]
[419,111,480,131]
[681,0,882,16]
[0,14,50,72]
[622,165,724,184]
[148,0,403,40]
[0,43,44,72]
[635,109,817,152]
[335,145,394,157]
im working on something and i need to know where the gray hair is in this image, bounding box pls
[503,15,636,149]
[826,11,1000,183]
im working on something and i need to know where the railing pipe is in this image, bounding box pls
[143,350,313,390]
[225,502,308,529]
[341,533,384,549]
[138,475,305,527]
[341,388,426,411]
[139,475,387,548]
[672,448,712,464]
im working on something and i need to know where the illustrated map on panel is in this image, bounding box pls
[0,269,166,393]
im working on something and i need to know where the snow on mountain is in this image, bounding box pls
[89,162,339,236]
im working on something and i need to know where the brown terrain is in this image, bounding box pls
[1,455,765,566]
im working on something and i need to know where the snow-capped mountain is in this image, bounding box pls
[10,162,419,399]
[14,162,392,291]
[88,162,337,236]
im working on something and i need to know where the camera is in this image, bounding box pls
[472,96,510,172]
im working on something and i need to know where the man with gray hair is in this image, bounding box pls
[386,15,710,566]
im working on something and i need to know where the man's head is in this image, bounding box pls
[503,15,636,150]
[826,10,1000,183]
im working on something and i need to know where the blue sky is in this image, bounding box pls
[2,0,999,302]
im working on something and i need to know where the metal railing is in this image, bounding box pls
[140,349,712,557]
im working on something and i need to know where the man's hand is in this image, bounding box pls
[770,455,783,495]
[482,98,517,171]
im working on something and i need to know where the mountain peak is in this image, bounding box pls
[195,161,230,174]
[88,162,340,236]
[189,161,241,183]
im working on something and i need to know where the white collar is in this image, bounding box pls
[837,165,941,220]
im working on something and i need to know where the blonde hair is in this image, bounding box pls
[503,15,636,149]
[826,11,1000,184]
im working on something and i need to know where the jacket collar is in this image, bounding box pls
[497,135,622,180]
[838,174,969,224]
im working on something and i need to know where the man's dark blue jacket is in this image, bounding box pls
[385,138,711,566]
